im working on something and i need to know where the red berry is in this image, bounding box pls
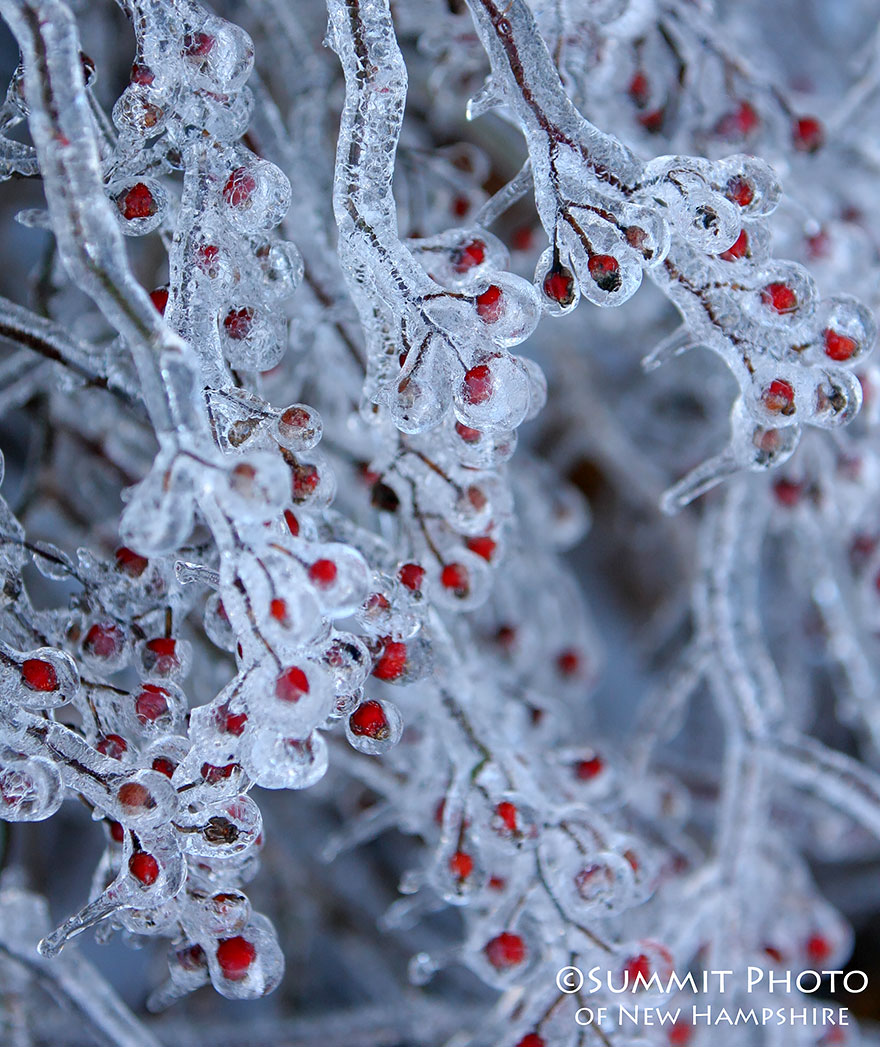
[176,944,207,971]
[452,239,486,274]
[269,598,287,622]
[183,31,215,57]
[475,285,503,323]
[805,934,832,964]
[575,754,604,780]
[364,593,391,616]
[735,101,760,134]
[716,101,759,137]
[130,63,155,86]
[455,421,481,444]
[772,478,802,507]
[761,282,797,314]
[465,536,496,561]
[449,850,474,880]
[517,1036,545,1047]
[21,659,58,692]
[197,244,220,271]
[556,649,581,676]
[115,546,148,577]
[216,936,256,980]
[628,70,649,108]
[463,364,493,405]
[542,266,575,306]
[97,734,127,759]
[587,254,621,292]
[451,195,470,217]
[118,183,156,221]
[398,562,425,591]
[152,756,176,777]
[117,782,154,810]
[762,379,795,415]
[807,230,830,259]
[149,288,169,314]
[135,684,169,724]
[495,624,517,650]
[83,623,124,660]
[144,637,179,673]
[726,176,754,208]
[291,463,320,500]
[275,666,310,703]
[223,307,254,341]
[109,820,125,843]
[373,639,407,681]
[219,704,247,736]
[441,562,470,597]
[129,851,159,885]
[638,108,664,133]
[495,801,518,833]
[280,405,311,429]
[309,558,337,588]
[484,931,526,969]
[823,328,857,362]
[793,116,824,153]
[349,699,389,739]
[283,509,300,536]
[223,168,256,207]
[201,762,237,784]
[668,1020,693,1045]
[625,953,651,983]
[719,229,749,262]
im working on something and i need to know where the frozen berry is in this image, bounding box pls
[118,183,156,221]
[21,659,58,692]
[761,283,797,314]
[309,559,337,588]
[129,852,159,885]
[463,364,493,405]
[216,936,256,980]
[824,328,857,362]
[135,684,169,724]
[542,266,575,306]
[372,639,407,680]
[452,239,486,274]
[475,285,503,323]
[587,254,621,292]
[484,931,526,969]
[275,666,309,703]
[349,699,389,739]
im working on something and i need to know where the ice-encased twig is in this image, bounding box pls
[0,0,202,438]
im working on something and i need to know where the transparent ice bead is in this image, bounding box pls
[241,728,329,790]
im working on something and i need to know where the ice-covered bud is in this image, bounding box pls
[179,794,262,858]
